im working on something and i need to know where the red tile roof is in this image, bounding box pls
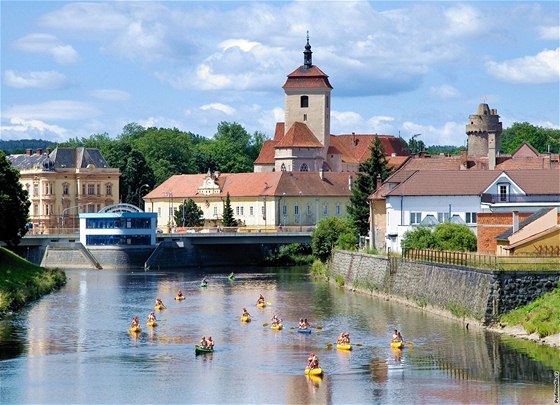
[283,65,333,89]
[506,169,560,194]
[253,140,277,164]
[144,171,354,199]
[273,123,285,141]
[275,122,324,148]
[329,134,408,164]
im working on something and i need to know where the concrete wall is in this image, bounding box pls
[330,250,560,324]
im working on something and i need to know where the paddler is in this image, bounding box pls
[207,336,214,350]
[271,315,282,326]
[147,311,157,323]
[130,316,139,329]
[155,298,166,308]
[256,294,265,306]
[200,336,208,348]
[307,353,319,369]
[242,308,252,318]
[176,290,184,298]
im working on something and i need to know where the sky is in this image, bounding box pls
[1,1,559,147]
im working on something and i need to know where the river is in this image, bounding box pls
[0,267,557,404]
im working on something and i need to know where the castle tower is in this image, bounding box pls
[282,34,332,149]
[466,103,502,169]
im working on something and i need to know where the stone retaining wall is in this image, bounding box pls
[330,250,560,324]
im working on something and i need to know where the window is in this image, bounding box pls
[437,212,450,223]
[410,212,422,225]
[97,184,101,195]
[106,184,112,196]
[236,206,240,215]
[499,184,509,202]
[240,206,244,216]
[300,95,309,108]
[33,183,39,196]
[282,205,287,215]
[82,184,86,195]
[336,203,341,216]
[88,204,95,213]
[157,207,161,217]
[323,202,328,216]
[250,206,254,216]
[466,212,477,224]
[261,205,265,217]
[294,205,299,215]
[168,207,173,217]
[88,184,95,195]
[300,163,309,172]
[307,203,312,216]
[303,113,307,121]
[63,183,69,196]
[280,163,286,172]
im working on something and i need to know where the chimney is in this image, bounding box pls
[460,149,468,170]
[348,175,353,191]
[512,211,519,233]
[36,148,42,155]
[374,174,381,190]
[319,167,324,180]
[26,149,33,156]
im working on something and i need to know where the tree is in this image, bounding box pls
[401,227,437,251]
[0,151,30,246]
[222,192,236,227]
[347,137,391,236]
[500,122,560,154]
[401,223,477,252]
[311,217,357,262]
[174,199,204,227]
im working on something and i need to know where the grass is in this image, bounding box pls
[310,260,327,276]
[500,284,560,337]
[0,247,66,318]
[334,274,345,287]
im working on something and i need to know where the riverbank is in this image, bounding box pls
[0,247,66,319]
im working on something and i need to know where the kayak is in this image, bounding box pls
[391,341,404,349]
[200,283,208,288]
[241,316,251,323]
[297,328,312,334]
[155,304,165,310]
[228,274,235,280]
[304,367,323,376]
[271,324,283,330]
[337,343,352,351]
[256,303,266,308]
[146,321,158,327]
[195,345,214,354]
[175,296,185,301]
[129,325,142,333]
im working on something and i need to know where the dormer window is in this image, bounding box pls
[498,183,510,202]
[281,163,286,172]
[300,95,309,108]
[300,163,309,172]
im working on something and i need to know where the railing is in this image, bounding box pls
[403,249,560,271]
[480,193,560,204]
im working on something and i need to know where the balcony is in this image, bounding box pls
[481,193,560,204]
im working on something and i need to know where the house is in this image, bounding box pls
[253,35,408,174]
[8,147,120,234]
[143,170,353,232]
[379,169,559,253]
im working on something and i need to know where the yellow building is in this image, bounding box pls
[143,170,353,232]
[8,147,120,234]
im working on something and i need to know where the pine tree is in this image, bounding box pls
[174,199,204,227]
[347,137,391,236]
[222,192,236,227]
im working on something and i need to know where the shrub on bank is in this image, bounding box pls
[0,247,66,317]
[500,283,560,337]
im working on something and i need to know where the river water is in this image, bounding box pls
[0,267,557,404]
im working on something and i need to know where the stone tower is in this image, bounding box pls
[466,103,502,169]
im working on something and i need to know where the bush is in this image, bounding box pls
[401,223,477,252]
[311,217,357,262]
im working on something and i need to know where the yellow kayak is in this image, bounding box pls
[241,316,251,323]
[391,341,404,349]
[256,303,266,308]
[147,321,158,327]
[155,304,165,310]
[175,296,185,301]
[337,343,352,351]
[304,367,323,376]
[271,324,283,330]
[129,325,142,333]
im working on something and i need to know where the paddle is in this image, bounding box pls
[266,302,272,306]
[262,322,269,327]
[313,325,323,330]
[407,341,414,345]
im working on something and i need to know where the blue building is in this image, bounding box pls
[79,203,157,246]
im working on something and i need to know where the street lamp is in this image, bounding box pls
[163,191,173,229]
[61,203,93,232]
[137,184,150,210]
[299,191,303,232]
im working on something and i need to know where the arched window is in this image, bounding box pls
[280,163,287,172]
[300,163,309,172]
[300,95,309,108]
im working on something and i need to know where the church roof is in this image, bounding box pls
[253,140,277,164]
[275,122,324,148]
[329,134,408,163]
[283,65,333,89]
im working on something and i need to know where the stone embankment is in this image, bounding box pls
[329,250,560,347]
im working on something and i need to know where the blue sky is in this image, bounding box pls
[1,1,559,146]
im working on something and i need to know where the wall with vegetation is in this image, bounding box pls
[330,250,560,324]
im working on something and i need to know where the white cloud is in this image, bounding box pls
[0,117,68,140]
[368,116,396,134]
[429,84,460,100]
[220,39,260,52]
[13,33,78,64]
[3,70,68,89]
[444,4,485,37]
[3,100,100,121]
[401,121,465,146]
[137,116,187,131]
[40,2,129,31]
[90,89,130,101]
[486,48,560,84]
[200,103,235,116]
[538,25,560,40]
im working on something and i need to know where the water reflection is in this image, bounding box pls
[0,267,555,404]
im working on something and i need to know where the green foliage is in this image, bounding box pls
[222,192,236,227]
[500,122,560,154]
[310,260,327,276]
[0,152,30,247]
[401,223,477,252]
[311,217,357,262]
[0,139,55,154]
[500,284,560,337]
[0,247,66,317]
[265,243,313,265]
[174,199,204,227]
[347,137,391,236]
[334,274,345,287]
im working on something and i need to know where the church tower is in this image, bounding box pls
[282,34,332,149]
[466,103,502,169]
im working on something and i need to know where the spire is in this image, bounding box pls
[303,31,312,69]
